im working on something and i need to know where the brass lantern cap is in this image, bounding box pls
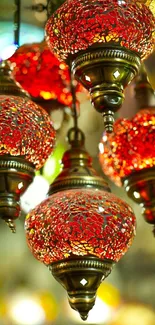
[49,128,111,195]
[0,60,29,97]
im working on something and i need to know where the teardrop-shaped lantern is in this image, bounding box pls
[99,67,155,234]
[25,127,136,320]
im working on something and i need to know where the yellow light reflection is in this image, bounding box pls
[109,303,155,325]
[97,282,121,308]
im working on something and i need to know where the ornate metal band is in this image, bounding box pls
[0,157,35,174]
[49,176,110,195]
[72,46,141,71]
[50,257,113,276]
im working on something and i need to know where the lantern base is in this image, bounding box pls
[0,156,34,232]
[72,45,141,132]
[123,167,155,226]
[49,256,114,320]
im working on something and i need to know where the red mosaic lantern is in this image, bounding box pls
[25,127,136,320]
[0,94,55,169]
[25,188,135,264]
[99,64,155,233]
[45,0,154,131]
[46,0,154,61]
[0,61,56,232]
[10,41,83,107]
[99,109,155,231]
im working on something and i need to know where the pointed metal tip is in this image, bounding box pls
[80,313,88,321]
[5,219,16,233]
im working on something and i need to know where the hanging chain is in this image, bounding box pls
[67,66,85,146]
[14,0,21,47]
[70,71,78,131]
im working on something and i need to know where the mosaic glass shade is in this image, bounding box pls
[45,0,155,61]
[25,188,136,265]
[10,41,83,106]
[99,109,155,186]
[0,95,56,170]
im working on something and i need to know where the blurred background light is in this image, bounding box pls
[0,22,44,60]
[109,303,155,325]
[97,282,121,308]
[2,289,59,325]
[8,292,46,325]
[43,142,66,184]
[20,143,66,213]
[20,175,49,214]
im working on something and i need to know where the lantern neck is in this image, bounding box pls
[134,64,155,110]
[62,127,92,168]
[0,60,29,97]
[49,127,110,195]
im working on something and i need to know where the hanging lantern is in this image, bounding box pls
[10,41,83,108]
[25,127,136,321]
[45,0,154,131]
[99,67,155,234]
[0,60,56,232]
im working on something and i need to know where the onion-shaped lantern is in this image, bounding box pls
[45,0,154,131]
[99,67,155,234]
[25,127,136,320]
[10,41,84,108]
[0,61,56,232]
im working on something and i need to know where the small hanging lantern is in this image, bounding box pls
[45,0,154,131]
[25,127,136,320]
[99,66,155,234]
[0,61,56,232]
[25,69,136,321]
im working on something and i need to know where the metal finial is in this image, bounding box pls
[80,312,88,321]
[102,110,115,133]
[5,219,16,233]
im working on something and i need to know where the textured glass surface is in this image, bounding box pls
[0,95,56,169]
[99,109,155,185]
[45,0,155,60]
[139,0,155,16]
[25,188,136,265]
[10,42,83,106]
